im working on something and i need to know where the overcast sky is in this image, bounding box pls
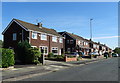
[1,2,118,49]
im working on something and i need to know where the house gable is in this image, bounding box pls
[2,19,29,35]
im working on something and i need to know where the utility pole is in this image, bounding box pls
[90,19,93,41]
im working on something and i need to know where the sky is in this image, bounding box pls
[1,2,118,49]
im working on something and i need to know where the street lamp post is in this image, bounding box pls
[90,19,93,41]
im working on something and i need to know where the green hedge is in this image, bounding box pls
[47,53,65,61]
[2,48,15,68]
[27,48,41,64]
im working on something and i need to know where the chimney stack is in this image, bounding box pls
[38,22,42,28]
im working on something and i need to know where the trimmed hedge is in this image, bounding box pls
[27,48,41,64]
[46,53,65,61]
[2,48,15,68]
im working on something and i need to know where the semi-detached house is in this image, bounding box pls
[2,19,64,58]
[59,31,91,55]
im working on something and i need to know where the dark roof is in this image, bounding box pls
[14,19,62,37]
[64,31,85,40]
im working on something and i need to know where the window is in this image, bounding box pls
[59,38,63,43]
[52,47,58,55]
[31,46,37,48]
[32,32,37,39]
[70,40,74,44]
[86,42,88,45]
[67,48,71,53]
[80,41,83,45]
[78,41,80,45]
[52,36,57,42]
[93,44,96,48]
[40,46,48,55]
[83,42,86,46]
[97,45,99,48]
[41,34,47,40]
[67,40,69,44]
[13,33,17,40]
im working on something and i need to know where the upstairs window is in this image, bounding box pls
[59,38,63,43]
[32,32,37,39]
[13,33,17,40]
[41,34,47,40]
[93,44,96,48]
[78,41,80,45]
[70,40,74,44]
[86,42,88,45]
[67,40,69,44]
[52,36,57,42]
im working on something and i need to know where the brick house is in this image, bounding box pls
[59,31,91,55]
[2,19,64,58]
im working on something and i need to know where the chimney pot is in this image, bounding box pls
[38,22,42,28]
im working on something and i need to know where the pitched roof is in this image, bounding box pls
[65,32,85,40]
[13,19,62,37]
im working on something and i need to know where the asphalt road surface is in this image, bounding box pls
[21,57,118,81]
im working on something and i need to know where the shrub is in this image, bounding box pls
[17,40,31,63]
[17,40,41,64]
[48,53,54,58]
[27,48,41,64]
[2,48,15,68]
[56,55,64,60]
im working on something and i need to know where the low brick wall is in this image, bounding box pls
[65,56,77,62]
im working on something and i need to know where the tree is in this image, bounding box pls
[113,47,120,55]
[0,40,3,48]
[17,40,41,64]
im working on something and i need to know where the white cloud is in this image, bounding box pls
[93,36,120,39]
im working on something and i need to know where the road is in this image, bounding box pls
[21,57,118,81]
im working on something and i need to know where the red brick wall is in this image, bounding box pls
[29,31,64,55]
[65,56,77,62]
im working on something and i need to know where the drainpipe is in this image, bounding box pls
[49,36,51,53]
[22,29,24,41]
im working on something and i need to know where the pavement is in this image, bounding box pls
[2,56,107,81]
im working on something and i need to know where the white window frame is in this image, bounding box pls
[51,47,58,55]
[67,48,71,53]
[41,33,47,40]
[59,38,63,43]
[93,44,96,48]
[39,46,48,55]
[32,32,37,39]
[31,46,37,48]
[78,41,80,45]
[86,42,88,45]
[13,33,17,40]
[52,36,57,42]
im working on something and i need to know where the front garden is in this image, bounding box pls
[1,40,42,68]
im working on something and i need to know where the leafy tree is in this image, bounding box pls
[17,40,41,64]
[113,47,120,55]
[17,40,31,63]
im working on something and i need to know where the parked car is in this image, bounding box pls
[66,52,79,57]
[88,52,99,58]
[78,51,84,56]
[112,53,119,57]
[89,52,99,56]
